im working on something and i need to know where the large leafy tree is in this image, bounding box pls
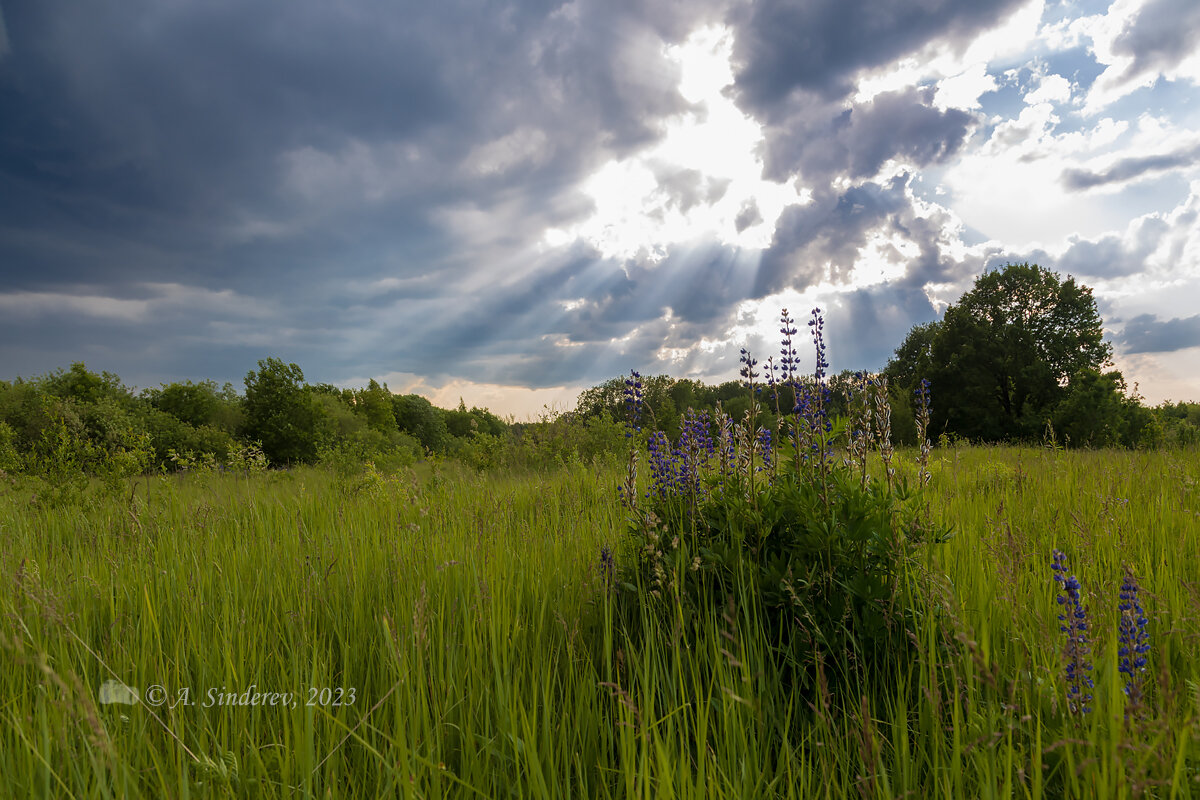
[891,263,1112,441]
[392,394,450,453]
[242,358,320,464]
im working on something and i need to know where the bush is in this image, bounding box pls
[619,309,949,706]
[0,420,21,474]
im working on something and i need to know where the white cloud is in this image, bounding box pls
[0,291,151,321]
[1023,73,1072,105]
[942,100,1167,244]
[934,62,998,110]
[1074,0,1200,114]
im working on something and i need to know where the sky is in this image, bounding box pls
[1,0,1198,418]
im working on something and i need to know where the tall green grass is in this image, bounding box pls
[2,446,1198,798]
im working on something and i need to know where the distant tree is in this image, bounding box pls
[242,358,320,465]
[149,379,241,433]
[445,398,508,439]
[1155,401,1200,447]
[892,263,1112,442]
[392,394,450,453]
[576,374,680,434]
[1052,369,1128,447]
[884,322,938,391]
[42,362,127,405]
[356,379,398,434]
[575,377,625,421]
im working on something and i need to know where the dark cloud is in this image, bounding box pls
[0,0,699,292]
[649,164,725,214]
[727,0,1027,107]
[1112,0,1200,78]
[982,209,1172,281]
[1062,144,1200,190]
[754,174,964,298]
[756,88,976,184]
[756,178,913,297]
[0,0,723,391]
[1118,313,1200,354]
[734,201,762,232]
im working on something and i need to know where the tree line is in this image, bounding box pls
[572,263,1198,449]
[0,356,627,500]
[1,264,1196,494]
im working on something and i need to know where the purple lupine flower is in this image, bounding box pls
[676,409,714,499]
[599,545,615,591]
[623,370,644,437]
[808,308,829,384]
[915,378,932,486]
[756,426,773,473]
[764,357,779,408]
[646,430,677,501]
[1051,550,1093,715]
[779,309,798,389]
[739,348,759,392]
[811,311,833,434]
[1117,567,1150,710]
[915,378,931,414]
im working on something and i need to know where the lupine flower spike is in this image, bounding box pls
[599,546,615,593]
[873,377,895,492]
[1117,567,1151,716]
[779,309,798,390]
[1051,550,1093,716]
[915,378,932,487]
[646,430,675,502]
[623,370,644,437]
[618,370,643,510]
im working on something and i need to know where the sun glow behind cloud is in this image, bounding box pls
[543,26,807,260]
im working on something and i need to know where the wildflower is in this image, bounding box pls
[716,405,735,482]
[599,546,615,591]
[764,357,779,408]
[779,309,798,388]
[676,409,714,501]
[914,378,931,486]
[803,310,833,435]
[807,308,829,384]
[646,430,677,501]
[1051,550,1093,715]
[623,370,644,437]
[847,371,874,487]
[756,426,773,473]
[1117,567,1150,712]
[739,348,759,392]
[873,377,895,490]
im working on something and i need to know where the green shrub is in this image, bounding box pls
[620,309,949,709]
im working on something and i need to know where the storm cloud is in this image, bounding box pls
[1112,0,1200,78]
[727,0,1028,106]
[1062,144,1200,190]
[1118,313,1200,354]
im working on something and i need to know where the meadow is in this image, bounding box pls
[2,442,1199,799]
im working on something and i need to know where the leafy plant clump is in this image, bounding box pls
[619,309,949,703]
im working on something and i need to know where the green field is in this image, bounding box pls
[2,445,1199,798]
